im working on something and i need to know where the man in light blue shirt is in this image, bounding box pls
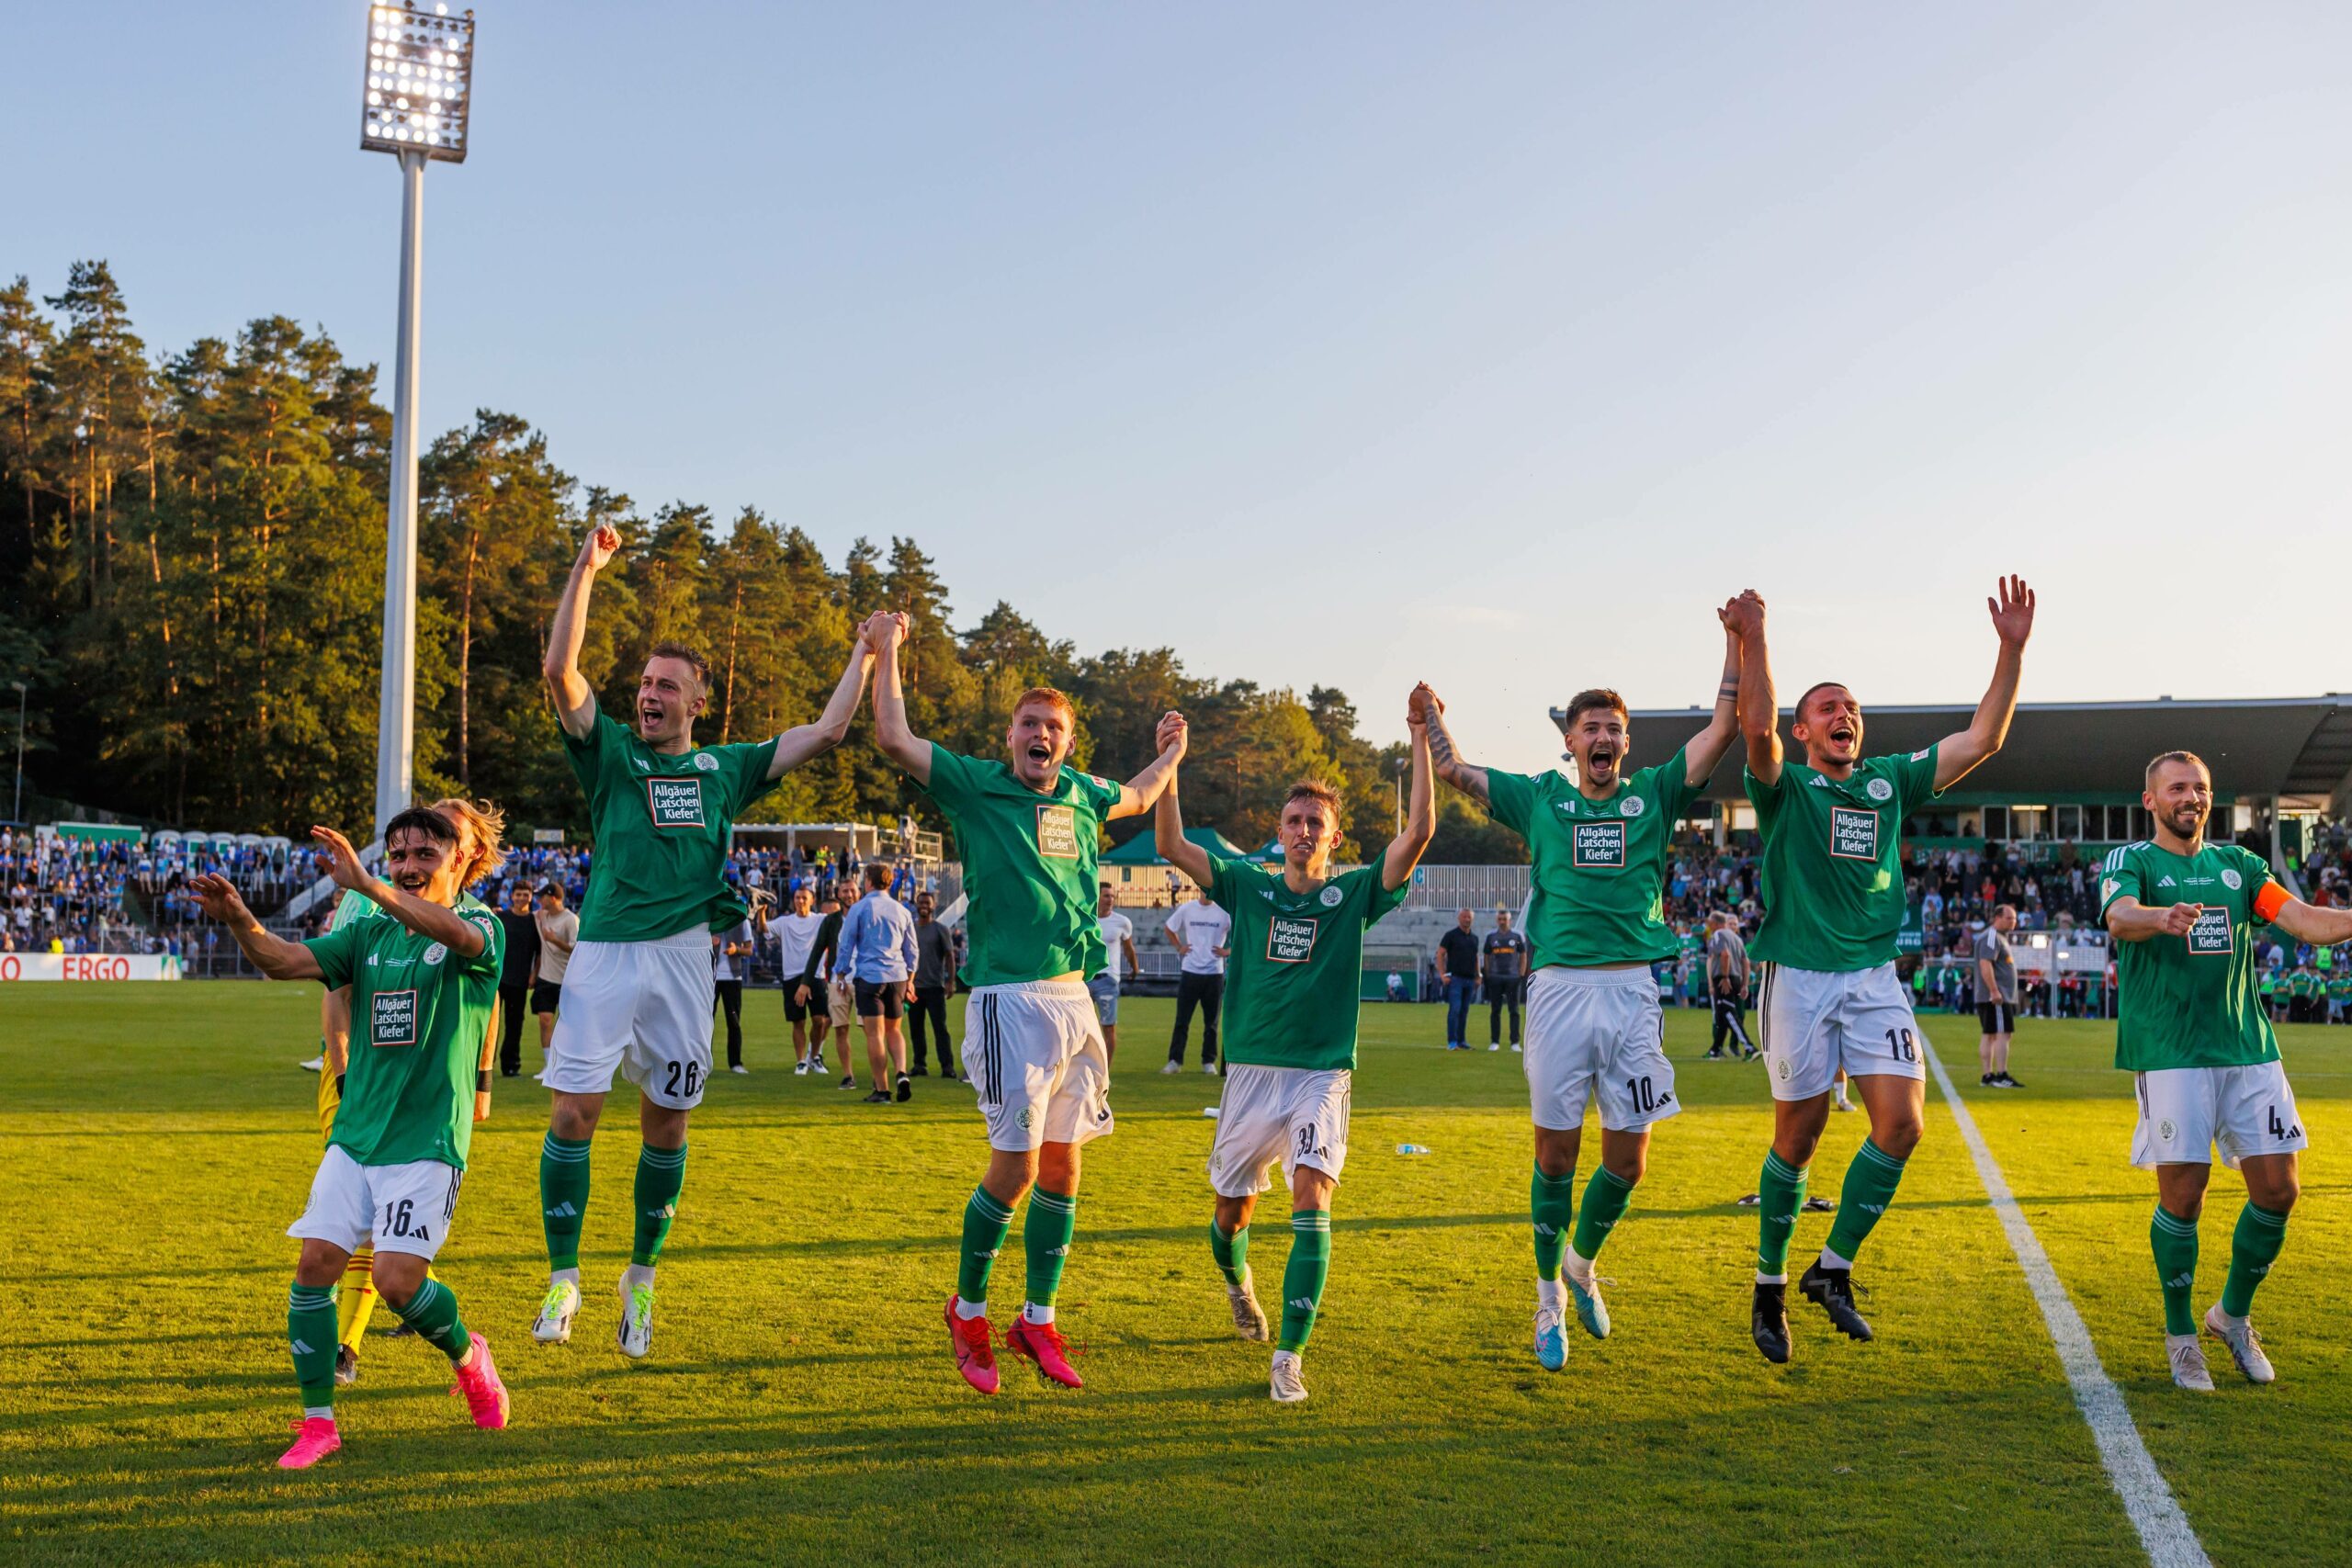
[833,862,920,1104]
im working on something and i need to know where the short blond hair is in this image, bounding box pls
[428,796,509,889]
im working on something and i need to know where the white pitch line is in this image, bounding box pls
[1921,1042,2211,1568]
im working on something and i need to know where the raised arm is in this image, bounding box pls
[1683,611,1745,783]
[1934,576,2034,791]
[544,525,620,741]
[1153,733,1216,888]
[1418,684,1487,807]
[189,874,322,981]
[768,626,876,780]
[866,611,932,784]
[1106,710,1189,822]
[311,827,487,959]
[1725,591,1781,787]
[1385,688,1439,891]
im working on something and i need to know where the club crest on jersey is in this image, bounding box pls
[2188,907,2233,956]
[1865,777,1894,803]
[371,988,420,1047]
[1829,807,1879,861]
[1319,884,1344,908]
[646,776,707,829]
[694,751,718,773]
[1572,820,1626,868]
[2221,868,2243,890]
[1267,916,1319,964]
[1035,804,1080,859]
[1621,795,1645,818]
[423,942,447,966]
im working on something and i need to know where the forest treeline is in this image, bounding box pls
[0,261,1525,862]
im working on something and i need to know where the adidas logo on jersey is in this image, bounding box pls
[1808,776,1830,788]
[2158,875,2177,886]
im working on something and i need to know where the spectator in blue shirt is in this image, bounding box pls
[833,862,920,1104]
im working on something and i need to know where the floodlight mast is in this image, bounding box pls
[358,2,475,839]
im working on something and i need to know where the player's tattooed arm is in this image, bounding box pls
[1683,607,1746,783]
[1385,688,1439,891]
[189,873,324,981]
[544,525,620,740]
[1108,710,1189,821]
[768,618,878,779]
[866,611,933,785]
[1724,590,1781,786]
[1417,685,1488,806]
[1153,749,1216,888]
[1934,575,2034,791]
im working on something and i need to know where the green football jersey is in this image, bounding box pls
[2291,971,2317,998]
[564,711,775,942]
[1744,747,1941,973]
[922,742,1121,987]
[2098,840,2278,1072]
[1208,855,1410,1072]
[303,893,503,1168]
[1486,749,1707,970]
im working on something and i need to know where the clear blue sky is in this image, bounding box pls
[11,3,2349,773]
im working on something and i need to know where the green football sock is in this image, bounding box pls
[1571,1167,1635,1267]
[632,1142,688,1268]
[1279,1210,1331,1352]
[539,1132,593,1271]
[393,1276,473,1363]
[2220,1202,2288,1319]
[2151,1202,2199,1335]
[1531,1164,1576,1281]
[288,1282,338,1412]
[1823,1139,1907,1263]
[1755,1150,1808,1280]
[958,1185,1015,1306]
[1025,1188,1078,1309]
[1210,1220,1250,1289]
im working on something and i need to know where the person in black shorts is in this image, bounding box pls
[1973,905,2021,1089]
[530,882,576,1064]
[492,882,542,1077]
[1481,908,1529,1051]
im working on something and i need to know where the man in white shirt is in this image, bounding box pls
[1164,882,1233,1075]
[1090,888,1141,1064]
[761,886,831,1076]
[532,884,580,1062]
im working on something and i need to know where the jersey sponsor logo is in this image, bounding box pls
[1035,803,1080,859]
[370,987,420,1047]
[1909,748,1931,761]
[2102,877,2120,902]
[1865,777,1894,802]
[2187,907,2233,956]
[1318,884,1344,908]
[1267,916,1320,964]
[1572,820,1626,868]
[1621,795,1645,818]
[694,751,718,772]
[1828,806,1880,861]
[646,776,707,829]
[2221,868,2243,890]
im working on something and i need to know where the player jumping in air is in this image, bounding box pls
[193,810,513,1470]
[2100,750,2352,1391]
[1422,604,1746,1369]
[866,610,1185,1394]
[1157,688,1434,1403]
[532,524,876,1358]
[1731,578,2034,1363]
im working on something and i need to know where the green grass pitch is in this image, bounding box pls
[6,985,2351,1565]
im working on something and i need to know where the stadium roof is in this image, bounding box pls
[1603,696,2352,811]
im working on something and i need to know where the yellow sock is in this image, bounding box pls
[338,1247,379,1348]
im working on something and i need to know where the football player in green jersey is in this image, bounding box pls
[1730,578,2033,1364]
[1156,688,1434,1404]
[1422,606,1745,1370]
[192,809,513,1470]
[2100,750,2352,1391]
[533,524,876,1359]
[867,610,1187,1394]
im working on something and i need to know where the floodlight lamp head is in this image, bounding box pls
[358,3,475,164]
